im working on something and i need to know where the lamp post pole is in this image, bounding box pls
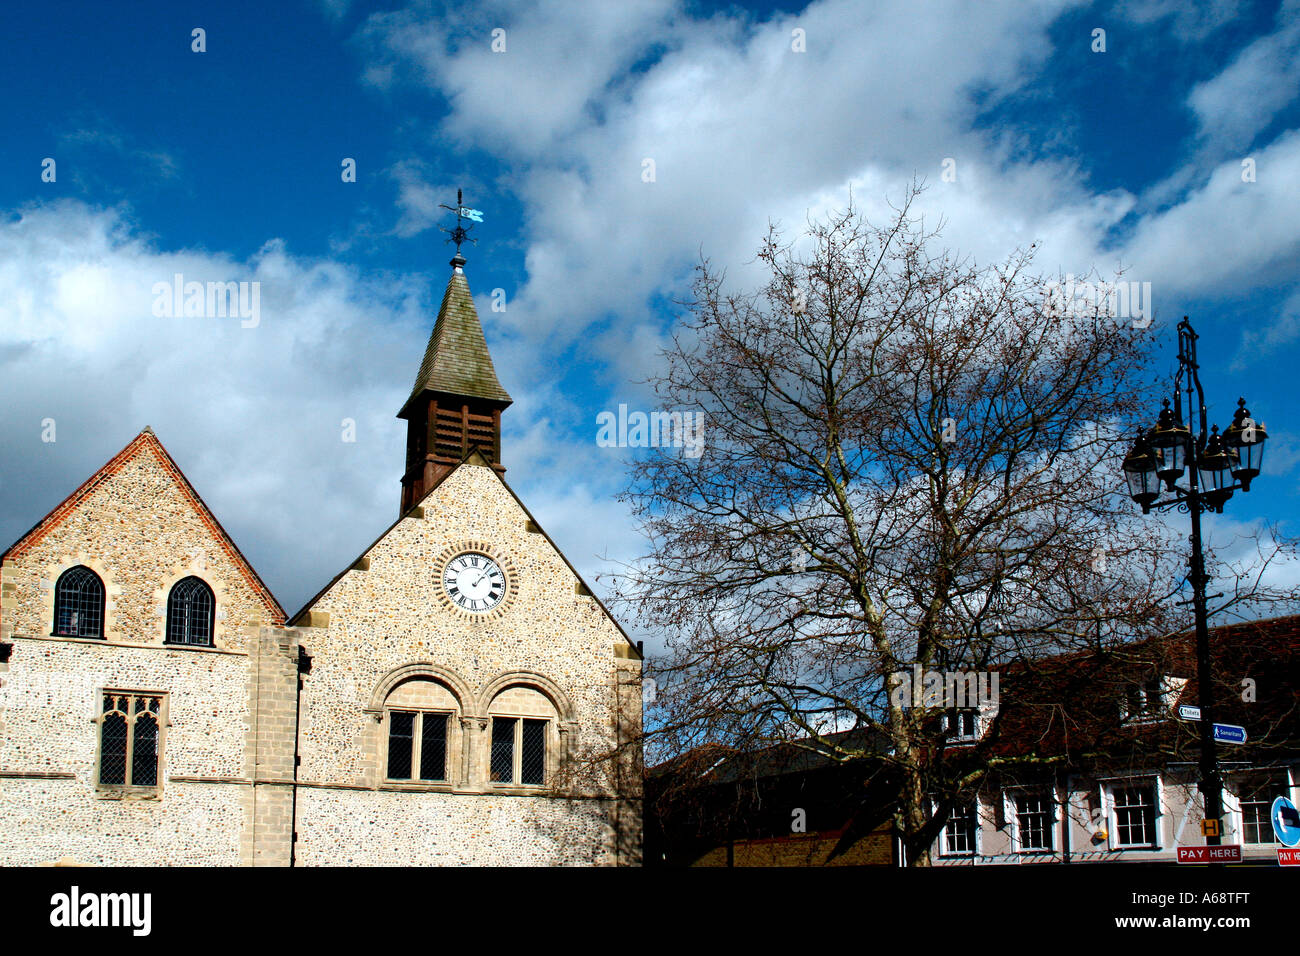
[1121,316,1269,851]
[1185,464,1221,844]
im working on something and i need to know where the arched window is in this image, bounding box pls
[53,566,105,638]
[166,577,215,646]
[382,678,462,785]
[488,686,558,787]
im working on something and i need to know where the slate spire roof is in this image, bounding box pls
[397,254,512,419]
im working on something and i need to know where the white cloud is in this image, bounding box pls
[1115,0,1248,42]
[9,0,1300,630]
[389,159,453,238]
[361,0,1089,354]
[351,0,1300,542]
[361,0,683,158]
[0,200,641,615]
[1118,130,1300,298]
[1187,0,1300,151]
[352,0,1300,381]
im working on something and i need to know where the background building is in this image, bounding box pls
[646,616,1299,866]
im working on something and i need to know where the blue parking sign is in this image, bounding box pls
[1273,797,1300,848]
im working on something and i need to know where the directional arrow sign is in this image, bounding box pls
[1178,705,1201,721]
[1273,797,1300,848]
[1212,723,1247,744]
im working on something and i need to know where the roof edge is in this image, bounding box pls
[289,450,640,656]
[1,428,285,625]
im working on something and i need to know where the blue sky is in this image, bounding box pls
[2,0,1298,626]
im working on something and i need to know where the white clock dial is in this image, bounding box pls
[443,552,506,612]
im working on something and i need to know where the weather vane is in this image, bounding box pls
[439,188,483,257]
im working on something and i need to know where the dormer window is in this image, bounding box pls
[945,708,979,742]
[1122,676,1168,722]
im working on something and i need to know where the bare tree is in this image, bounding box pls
[613,185,1292,865]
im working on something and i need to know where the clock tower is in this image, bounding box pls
[396,252,512,513]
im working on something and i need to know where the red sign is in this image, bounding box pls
[1279,848,1300,866]
[1177,844,1242,864]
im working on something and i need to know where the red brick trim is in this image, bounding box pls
[0,429,284,625]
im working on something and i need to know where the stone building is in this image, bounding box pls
[0,253,643,866]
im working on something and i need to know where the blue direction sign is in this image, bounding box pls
[1213,723,1247,744]
[1273,797,1300,848]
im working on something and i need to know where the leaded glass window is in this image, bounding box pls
[420,713,448,782]
[490,717,516,783]
[98,693,163,789]
[387,711,415,779]
[166,577,214,646]
[53,566,104,638]
[489,716,550,786]
[520,719,546,785]
[385,710,449,782]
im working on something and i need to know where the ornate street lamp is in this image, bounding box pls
[1122,429,1161,511]
[1197,426,1235,511]
[1147,399,1191,490]
[1121,317,1269,855]
[1223,398,1268,491]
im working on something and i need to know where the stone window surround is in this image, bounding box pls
[382,707,455,786]
[486,713,552,790]
[40,557,118,642]
[93,687,171,801]
[363,663,578,795]
[31,559,235,648]
[165,575,217,647]
[51,565,106,639]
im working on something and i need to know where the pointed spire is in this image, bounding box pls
[397,256,512,420]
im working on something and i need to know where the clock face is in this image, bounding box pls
[443,552,506,613]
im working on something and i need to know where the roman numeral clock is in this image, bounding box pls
[433,542,517,619]
[445,552,504,611]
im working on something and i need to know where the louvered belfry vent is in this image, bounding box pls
[397,254,512,513]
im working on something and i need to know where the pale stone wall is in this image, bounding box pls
[0,640,250,778]
[0,779,243,866]
[0,439,642,867]
[0,640,252,865]
[0,434,278,648]
[293,462,642,864]
[0,432,279,866]
[295,789,620,866]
